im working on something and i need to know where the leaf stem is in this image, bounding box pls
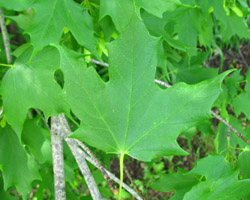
[119,153,125,200]
[0,63,13,68]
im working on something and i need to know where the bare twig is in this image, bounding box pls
[90,59,109,67]
[239,48,249,68]
[123,164,144,199]
[227,127,230,144]
[154,79,171,88]
[59,115,116,193]
[211,110,250,144]
[50,115,67,200]
[75,140,116,194]
[66,138,104,200]
[0,8,12,64]
[58,114,104,200]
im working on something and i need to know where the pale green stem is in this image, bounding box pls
[119,153,125,200]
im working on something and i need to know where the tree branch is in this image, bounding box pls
[75,140,117,194]
[90,59,109,67]
[210,110,250,144]
[0,8,12,64]
[58,114,104,200]
[66,138,104,200]
[239,48,249,68]
[154,79,171,88]
[58,115,116,193]
[50,115,66,200]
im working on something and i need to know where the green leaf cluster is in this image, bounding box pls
[0,0,250,199]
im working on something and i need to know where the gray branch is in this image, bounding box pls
[90,59,109,67]
[58,114,104,200]
[211,110,250,144]
[59,115,115,191]
[0,8,12,64]
[154,79,171,88]
[66,138,104,200]
[75,139,116,193]
[50,115,66,200]
[239,48,249,68]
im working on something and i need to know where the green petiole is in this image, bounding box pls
[118,153,125,200]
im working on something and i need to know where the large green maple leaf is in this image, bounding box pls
[25,0,97,55]
[57,15,229,161]
[0,46,70,138]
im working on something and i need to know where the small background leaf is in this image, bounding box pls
[25,0,98,55]
[0,125,41,198]
[183,173,250,200]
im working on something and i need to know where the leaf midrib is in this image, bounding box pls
[122,41,135,150]
[122,37,157,151]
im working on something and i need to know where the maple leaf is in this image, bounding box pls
[56,14,230,161]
